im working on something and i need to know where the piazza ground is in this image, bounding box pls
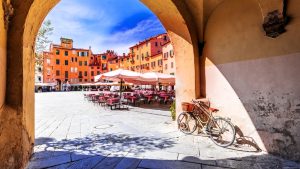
[27,92,300,169]
[1,0,300,168]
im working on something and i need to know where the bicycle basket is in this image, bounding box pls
[181,102,194,112]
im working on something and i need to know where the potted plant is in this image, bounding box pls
[170,101,176,121]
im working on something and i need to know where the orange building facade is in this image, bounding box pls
[43,38,120,86]
[43,34,173,88]
[128,33,169,73]
[162,42,175,75]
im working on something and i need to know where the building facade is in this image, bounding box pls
[43,38,94,86]
[162,42,175,75]
[43,34,174,86]
[129,33,169,73]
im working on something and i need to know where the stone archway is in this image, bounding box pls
[1,0,200,168]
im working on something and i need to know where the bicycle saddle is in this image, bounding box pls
[209,107,219,113]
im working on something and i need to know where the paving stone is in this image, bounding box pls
[178,153,216,166]
[138,159,201,169]
[202,165,226,169]
[47,155,105,169]
[93,154,125,169]
[26,153,71,169]
[282,160,300,168]
[114,157,142,169]
[216,159,257,168]
[140,150,178,160]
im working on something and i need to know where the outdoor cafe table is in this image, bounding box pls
[144,95,153,104]
[127,95,137,106]
[159,94,171,104]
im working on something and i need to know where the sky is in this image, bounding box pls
[44,0,166,54]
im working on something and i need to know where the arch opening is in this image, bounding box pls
[1,0,200,168]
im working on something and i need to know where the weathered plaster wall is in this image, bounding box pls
[0,0,6,109]
[0,0,200,168]
[203,0,300,161]
[1,0,35,168]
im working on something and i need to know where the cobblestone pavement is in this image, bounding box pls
[26,92,300,169]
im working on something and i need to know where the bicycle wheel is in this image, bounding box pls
[206,117,236,147]
[177,112,197,134]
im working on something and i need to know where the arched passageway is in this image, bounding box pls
[1,0,200,168]
[1,0,300,168]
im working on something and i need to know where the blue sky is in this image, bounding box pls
[44,0,166,54]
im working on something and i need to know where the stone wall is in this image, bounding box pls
[203,0,300,161]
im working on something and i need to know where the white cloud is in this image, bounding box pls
[44,0,165,54]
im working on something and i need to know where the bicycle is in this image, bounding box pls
[177,99,236,147]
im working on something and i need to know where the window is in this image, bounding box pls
[71,67,74,73]
[155,42,158,46]
[165,64,168,70]
[65,60,68,65]
[102,63,107,70]
[91,71,94,76]
[56,70,60,76]
[91,66,94,69]
[85,79,88,82]
[136,55,139,60]
[97,71,100,75]
[77,51,88,57]
[84,61,87,66]
[79,61,82,66]
[75,67,78,73]
[84,71,87,76]
[38,76,41,82]
[79,79,82,82]
[65,51,68,56]
[171,62,174,68]
[146,52,149,57]
[79,71,82,77]
[158,59,163,66]
[75,57,78,62]
[71,57,74,62]
[56,59,60,65]
[65,71,68,78]
[164,35,167,40]
[97,67,100,69]
[102,55,106,60]
[56,50,60,55]
[38,67,42,72]
[142,54,144,61]
[151,61,156,67]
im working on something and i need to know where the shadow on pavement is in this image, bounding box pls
[28,133,300,169]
